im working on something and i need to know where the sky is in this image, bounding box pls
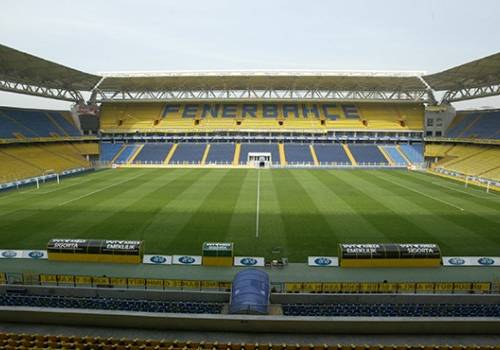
[0,0,499,110]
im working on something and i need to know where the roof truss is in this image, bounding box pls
[0,78,83,101]
[441,83,500,103]
[94,87,431,103]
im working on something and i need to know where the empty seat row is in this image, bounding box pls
[0,107,81,138]
[0,332,497,350]
[0,294,223,314]
[98,143,424,167]
[446,110,500,139]
[282,303,500,317]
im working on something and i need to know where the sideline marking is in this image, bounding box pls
[57,172,144,206]
[16,171,111,195]
[431,181,500,200]
[256,170,261,238]
[391,178,465,211]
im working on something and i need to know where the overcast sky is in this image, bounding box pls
[1,0,499,110]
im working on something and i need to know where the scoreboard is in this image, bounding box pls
[47,239,144,264]
[339,243,441,267]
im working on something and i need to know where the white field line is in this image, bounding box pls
[17,171,111,194]
[24,180,98,195]
[391,178,465,212]
[412,171,500,198]
[256,170,261,238]
[431,181,500,200]
[57,172,144,206]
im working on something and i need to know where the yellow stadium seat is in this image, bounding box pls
[429,144,500,180]
[0,142,90,183]
[99,102,424,133]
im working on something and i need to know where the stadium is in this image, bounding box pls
[0,1,500,347]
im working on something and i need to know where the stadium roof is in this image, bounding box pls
[97,70,427,91]
[424,52,500,90]
[0,42,499,103]
[423,52,500,102]
[0,44,101,101]
[93,70,430,103]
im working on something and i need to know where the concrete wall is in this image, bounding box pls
[0,307,498,334]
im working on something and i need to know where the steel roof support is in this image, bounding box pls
[0,79,83,102]
[94,88,430,103]
[441,84,500,103]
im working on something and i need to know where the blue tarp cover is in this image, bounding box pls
[229,269,270,315]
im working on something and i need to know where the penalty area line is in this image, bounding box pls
[391,179,465,212]
[256,170,261,238]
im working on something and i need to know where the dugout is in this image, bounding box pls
[47,239,144,264]
[202,242,234,266]
[339,243,442,268]
[229,269,270,315]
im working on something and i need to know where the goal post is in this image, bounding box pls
[35,169,60,189]
[247,152,272,168]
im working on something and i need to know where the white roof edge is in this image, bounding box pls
[98,70,426,78]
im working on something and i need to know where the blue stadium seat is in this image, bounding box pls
[446,110,500,139]
[2,109,61,137]
[445,114,477,138]
[349,144,388,165]
[0,107,81,139]
[0,294,224,314]
[382,146,408,165]
[313,144,350,165]
[400,143,424,164]
[284,144,313,164]
[461,111,500,139]
[206,143,235,164]
[170,143,206,164]
[99,143,123,161]
[114,144,139,164]
[281,303,500,317]
[239,144,280,165]
[133,143,173,164]
[47,112,82,136]
[0,112,39,138]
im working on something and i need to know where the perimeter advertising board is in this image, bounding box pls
[47,239,144,264]
[339,243,441,267]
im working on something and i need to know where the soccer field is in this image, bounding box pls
[1,168,499,261]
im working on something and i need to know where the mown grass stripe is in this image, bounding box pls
[224,170,260,255]
[254,170,289,259]
[272,169,334,261]
[0,169,171,248]
[384,170,500,226]
[356,170,499,254]
[328,170,449,247]
[304,170,388,243]
[0,170,117,218]
[138,168,222,254]
[77,169,196,242]
[166,169,247,253]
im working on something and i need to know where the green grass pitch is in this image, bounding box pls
[0,168,499,262]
